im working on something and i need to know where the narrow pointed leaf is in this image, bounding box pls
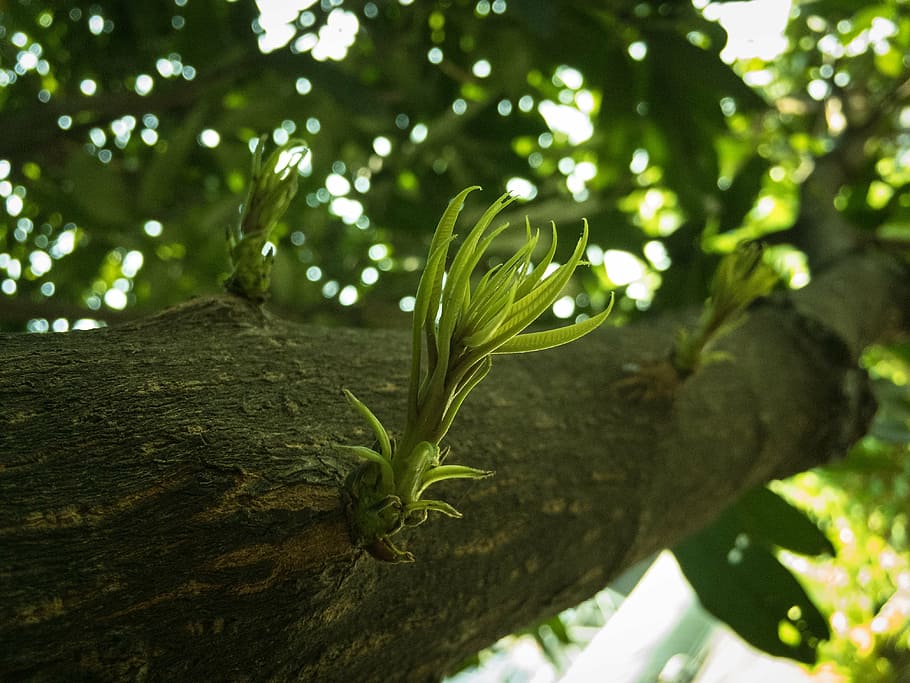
[463,229,539,331]
[413,237,455,344]
[429,195,515,403]
[475,225,539,302]
[495,294,614,354]
[409,234,455,424]
[418,465,494,496]
[471,262,505,298]
[343,389,392,459]
[413,187,478,371]
[478,222,590,354]
[462,263,505,328]
[435,355,492,441]
[425,186,479,329]
[460,281,519,348]
[515,222,558,299]
[438,218,513,346]
[506,223,588,324]
[417,187,480,409]
[338,444,385,465]
[407,499,464,518]
[438,193,516,322]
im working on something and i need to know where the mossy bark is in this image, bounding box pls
[1,252,907,682]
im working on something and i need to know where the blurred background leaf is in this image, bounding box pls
[674,487,834,664]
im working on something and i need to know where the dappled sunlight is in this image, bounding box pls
[25,317,105,333]
[768,345,910,681]
[618,188,684,239]
[535,66,597,151]
[701,0,791,61]
[0,0,904,338]
[538,101,593,147]
[329,197,365,226]
[505,177,537,200]
[777,459,910,680]
[255,0,360,61]
[765,245,811,289]
[603,250,646,287]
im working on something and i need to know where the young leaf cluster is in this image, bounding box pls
[225,137,308,302]
[342,187,613,562]
[673,242,778,374]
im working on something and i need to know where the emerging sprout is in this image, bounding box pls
[342,186,613,562]
[226,136,308,301]
[673,242,778,374]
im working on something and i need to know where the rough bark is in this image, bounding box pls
[1,250,907,682]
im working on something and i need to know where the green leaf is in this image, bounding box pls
[495,294,614,354]
[477,221,590,353]
[455,219,516,310]
[732,487,836,556]
[711,243,778,317]
[675,530,829,664]
[418,186,479,333]
[428,194,515,400]
[409,232,456,423]
[436,356,492,441]
[237,139,306,241]
[417,464,494,496]
[438,209,513,346]
[225,138,307,301]
[673,486,832,664]
[407,499,464,518]
[460,282,519,348]
[515,222,559,299]
[719,155,771,233]
[461,226,540,332]
[343,389,392,460]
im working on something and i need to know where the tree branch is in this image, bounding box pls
[0,250,906,681]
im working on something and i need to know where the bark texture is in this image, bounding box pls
[1,250,907,682]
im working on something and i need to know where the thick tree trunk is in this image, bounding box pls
[1,251,907,682]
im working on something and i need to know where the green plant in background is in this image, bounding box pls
[775,342,910,682]
[779,454,910,682]
[225,137,308,302]
[342,186,614,562]
[672,242,779,375]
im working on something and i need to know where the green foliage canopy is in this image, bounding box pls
[1,0,905,333]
